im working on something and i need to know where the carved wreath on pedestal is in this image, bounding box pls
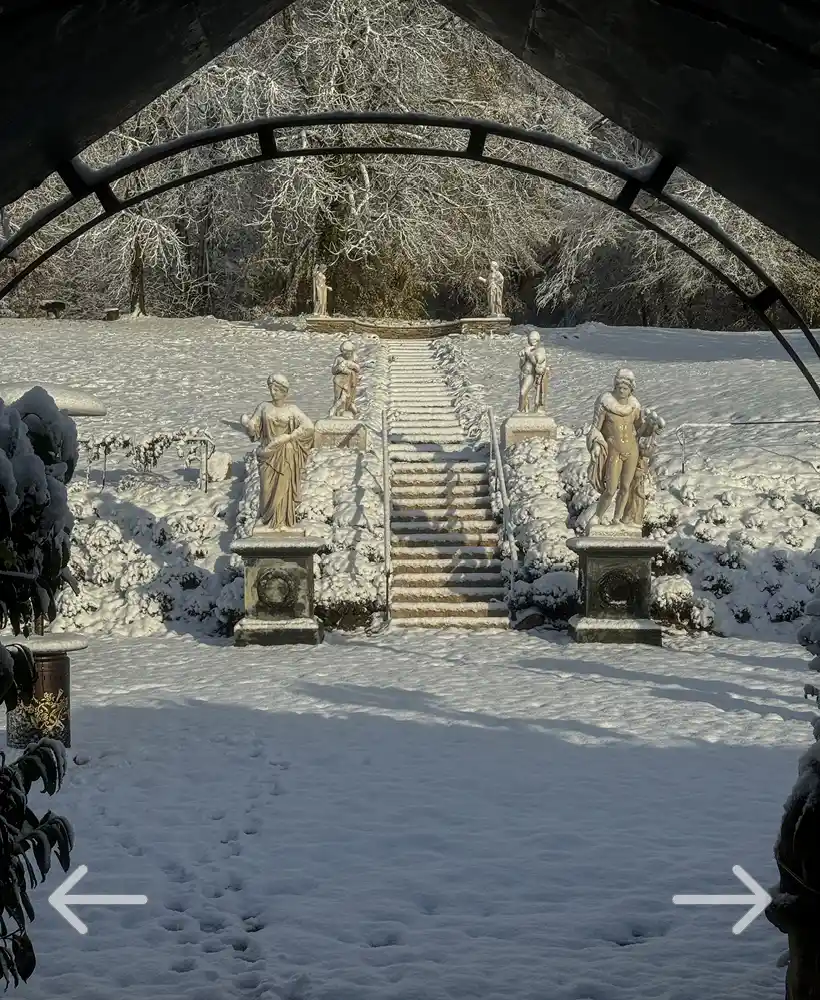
[256,568,298,617]
[597,568,639,612]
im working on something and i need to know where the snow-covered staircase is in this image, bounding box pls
[386,340,508,629]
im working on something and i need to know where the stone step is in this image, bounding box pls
[391,601,508,619]
[389,447,487,460]
[392,495,491,510]
[389,408,455,415]
[391,616,508,630]
[391,510,496,526]
[391,483,490,498]
[391,546,498,562]
[393,585,507,603]
[391,471,488,486]
[390,414,461,422]
[391,431,464,439]
[392,571,503,586]
[390,460,488,472]
[392,558,502,573]
[391,423,463,433]
[391,530,499,546]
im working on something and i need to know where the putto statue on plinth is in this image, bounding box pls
[312,263,332,317]
[240,373,315,531]
[478,260,505,317]
[328,340,360,418]
[584,367,665,530]
[518,329,549,413]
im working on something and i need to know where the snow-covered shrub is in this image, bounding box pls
[502,434,578,626]
[359,338,390,437]
[53,474,237,637]
[430,336,489,440]
[0,389,79,632]
[650,576,715,632]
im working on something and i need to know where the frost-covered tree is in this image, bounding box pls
[3,0,820,325]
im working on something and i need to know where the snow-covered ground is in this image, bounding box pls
[0,317,379,456]
[1,317,817,998]
[18,629,810,1000]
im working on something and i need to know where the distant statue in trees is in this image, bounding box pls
[329,340,361,418]
[240,373,314,530]
[518,329,549,413]
[478,260,505,317]
[585,368,665,528]
[312,263,331,316]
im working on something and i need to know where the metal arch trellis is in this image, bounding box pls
[1,109,820,400]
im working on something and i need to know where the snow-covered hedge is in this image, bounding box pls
[500,433,579,627]
[298,450,386,628]
[430,336,489,440]
[54,474,237,637]
[360,338,390,437]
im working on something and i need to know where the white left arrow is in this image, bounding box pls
[48,865,148,935]
[673,865,772,935]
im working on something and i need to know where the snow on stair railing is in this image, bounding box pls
[487,408,517,570]
[381,408,392,622]
[676,420,820,474]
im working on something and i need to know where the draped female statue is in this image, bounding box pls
[478,260,505,317]
[241,373,314,530]
[312,263,332,316]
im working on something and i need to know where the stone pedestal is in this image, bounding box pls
[566,534,665,645]
[2,632,87,748]
[460,316,511,337]
[314,418,368,450]
[502,413,557,450]
[231,532,328,646]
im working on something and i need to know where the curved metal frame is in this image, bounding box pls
[2,110,819,400]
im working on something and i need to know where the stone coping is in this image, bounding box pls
[231,531,330,557]
[303,315,511,338]
[567,535,666,555]
[1,631,88,653]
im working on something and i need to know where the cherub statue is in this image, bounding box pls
[478,260,504,317]
[312,263,332,316]
[585,368,665,528]
[518,329,549,413]
[329,339,361,418]
[240,373,314,530]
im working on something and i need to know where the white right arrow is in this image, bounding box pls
[673,865,772,935]
[48,865,148,935]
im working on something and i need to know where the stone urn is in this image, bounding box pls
[2,632,87,748]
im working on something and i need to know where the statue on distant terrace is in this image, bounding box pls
[478,260,505,317]
[312,263,331,316]
[329,340,361,418]
[585,368,665,528]
[518,329,549,413]
[241,373,314,530]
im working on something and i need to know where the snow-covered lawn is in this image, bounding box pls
[18,629,809,1000]
[0,317,379,456]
